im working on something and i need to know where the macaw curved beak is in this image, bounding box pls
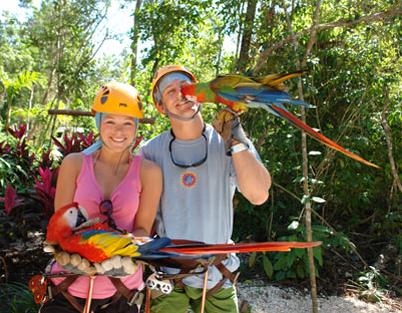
[75,208,87,228]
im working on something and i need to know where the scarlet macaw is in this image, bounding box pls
[46,203,321,266]
[46,203,176,263]
[181,72,379,168]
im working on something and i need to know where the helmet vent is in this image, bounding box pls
[100,95,108,104]
[100,88,110,105]
[119,103,127,108]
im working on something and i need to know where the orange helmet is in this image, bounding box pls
[92,82,144,118]
[151,65,196,114]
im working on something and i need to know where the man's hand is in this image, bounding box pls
[212,108,249,153]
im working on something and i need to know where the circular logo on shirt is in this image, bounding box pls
[181,172,197,188]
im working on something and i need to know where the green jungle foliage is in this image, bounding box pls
[0,0,400,304]
[0,282,39,313]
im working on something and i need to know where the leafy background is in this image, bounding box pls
[0,0,400,311]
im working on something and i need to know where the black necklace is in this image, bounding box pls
[169,124,208,168]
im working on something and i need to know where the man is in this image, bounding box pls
[141,65,271,313]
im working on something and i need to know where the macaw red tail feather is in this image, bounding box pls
[161,241,321,255]
[270,105,380,169]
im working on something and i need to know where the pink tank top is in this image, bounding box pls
[50,153,144,299]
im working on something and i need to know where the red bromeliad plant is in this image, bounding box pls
[1,128,96,218]
[0,166,57,226]
[7,123,28,139]
[8,124,34,162]
[51,131,96,157]
[0,142,12,154]
[0,125,101,249]
[38,150,54,170]
[5,124,36,175]
[78,131,96,149]
[34,167,57,219]
[133,135,143,151]
[0,185,23,215]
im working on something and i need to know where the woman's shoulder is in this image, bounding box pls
[60,152,84,170]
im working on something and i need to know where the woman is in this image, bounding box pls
[40,82,162,313]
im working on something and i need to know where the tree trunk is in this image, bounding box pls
[130,0,143,86]
[381,89,402,197]
[232,1,245,72]
[27,85,34,133]
[236,0,257,73]
[283,0,322,311]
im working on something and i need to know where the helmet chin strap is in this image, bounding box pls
[164,104,201,122]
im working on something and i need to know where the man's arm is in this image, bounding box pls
[231,148,271,205]
[212,109,271,205]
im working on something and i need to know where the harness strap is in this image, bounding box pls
[48,275,142,310]
[61,291,84,312]
[173,269,191,288]
[48,276,83,312]
[167,254,239,297]
[216,262,239,284]
[109,277,136,301]
[207,262,240,297]
[50,275,79,296]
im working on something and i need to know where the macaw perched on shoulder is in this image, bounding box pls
[46,203,321,268]
[181,72,379,169]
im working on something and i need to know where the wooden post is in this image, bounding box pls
[47,109,155,124]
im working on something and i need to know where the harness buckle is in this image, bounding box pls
[127,290,144,307]
[146,273,173,294]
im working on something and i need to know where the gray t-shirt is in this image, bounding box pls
[141,124,241,288]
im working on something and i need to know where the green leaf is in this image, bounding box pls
[287,221,299,230]
[248,252,257,268]
[274,255,288,271]
[301,194,310,204]
[295,248,305,258]
[286,270,296,278]
[313,247,323,267]
[262,255,273,279]
[310,179,324,185]
[292,176,305,183]
[311,196,326,203]
[274,271,286,281]
[286,251,296,268]
[296,264,305,278]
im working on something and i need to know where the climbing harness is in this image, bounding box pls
[141,254,240,313]
[29,272,144,312]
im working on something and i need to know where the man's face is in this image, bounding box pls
[160,79,199,118]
